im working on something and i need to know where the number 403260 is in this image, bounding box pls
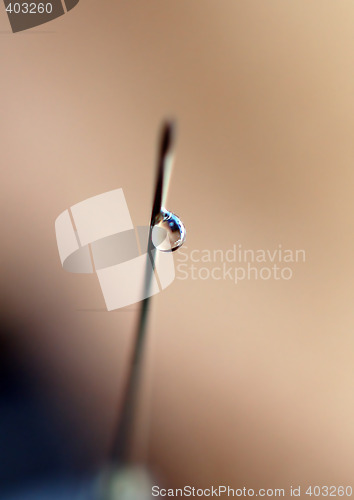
[305,486,353,497]
[6,3,53,14]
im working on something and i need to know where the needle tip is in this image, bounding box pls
[160,119,177,159]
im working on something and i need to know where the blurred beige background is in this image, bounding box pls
[0,0,353,491]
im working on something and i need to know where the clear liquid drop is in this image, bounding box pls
[152,208,186,252]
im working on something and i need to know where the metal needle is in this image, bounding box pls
[110,121,176,465]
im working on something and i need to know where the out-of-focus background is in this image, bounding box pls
[0,0,354,496]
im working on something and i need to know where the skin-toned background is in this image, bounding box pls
[0,0,353,492]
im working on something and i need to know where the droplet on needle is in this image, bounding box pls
[152,208,186,252]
